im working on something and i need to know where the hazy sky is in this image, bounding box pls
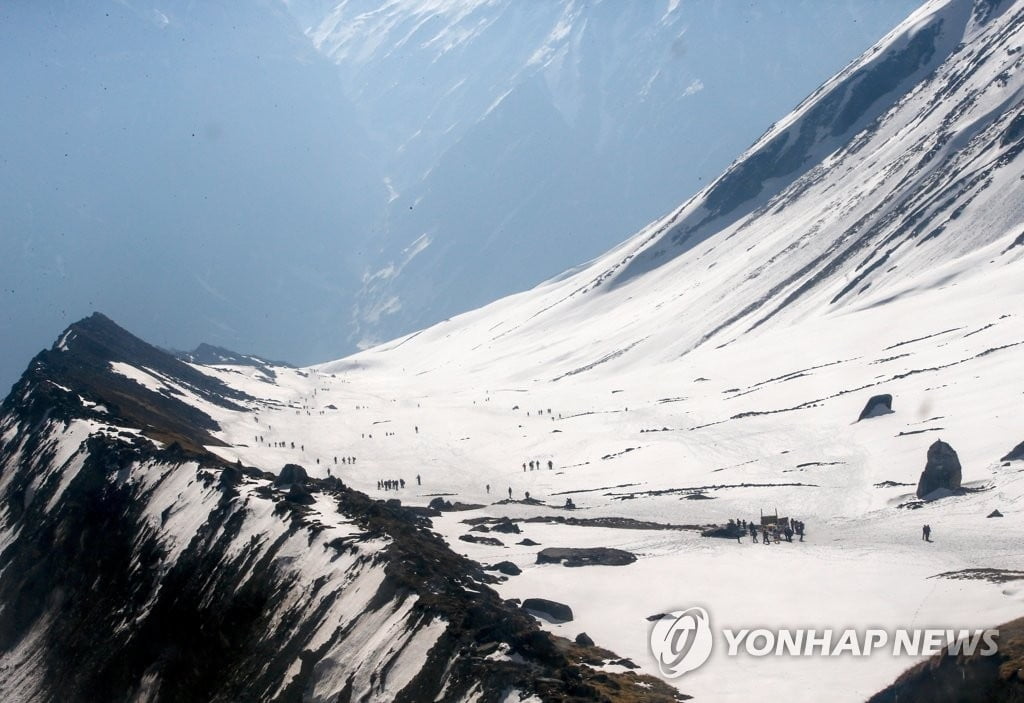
[0,0,920,394]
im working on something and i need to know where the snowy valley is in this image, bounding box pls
[2,0,1024,700]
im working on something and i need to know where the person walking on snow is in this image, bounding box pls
[922,524,932,542]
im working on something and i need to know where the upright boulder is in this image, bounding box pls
[858,393,893,421]
[916,440,962,499]
[275,463,308,487]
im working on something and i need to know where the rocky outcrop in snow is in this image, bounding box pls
[916,439,964,498]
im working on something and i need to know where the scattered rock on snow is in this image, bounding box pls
[490,518,522,534]
[987,509,1004,518]
[575,632,595,646]
[459,534,504,547]
[536,547,637,567]
[522,598,574,623]
[518,538,540,546]
[916,440,963,499]
[858,393,894,421]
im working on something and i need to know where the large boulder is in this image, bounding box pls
[487,561,522,576]
[916,440,962,499]
[275,463,308,487]
[522,598,574,623]
[428,496,453,511]
[536,547,637,567]
[858,393,894,421]
[1001,440,1024,462]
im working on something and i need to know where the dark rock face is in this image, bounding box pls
[274,463,308,486]
[536,547,637,567]
[575,632,595,647]
[858,393,894,420]
[428,496,453,511]
[286,482,315,505]
[916,440,963,499]
[868,615,1024,703]
[219,465,243,486]
[1,313,251,453]
[1001,440,1024,462]
[522,598,574,623]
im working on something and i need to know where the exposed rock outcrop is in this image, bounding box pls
[522,598,574,623]
[858,393,894,420]
[536,547,637,567]
[1001,440,1024,462]
[916,440,963,499]
[274,463,308,486]
[487,561,522,576]
[868,616,1024,702]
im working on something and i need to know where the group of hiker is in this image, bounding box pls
[378,479,405,491]
[728,518,806,544]
[523,459,554,471]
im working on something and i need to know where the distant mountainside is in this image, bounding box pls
[284,0,920,349]
[362,0,1024,376]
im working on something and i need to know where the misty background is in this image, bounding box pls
[0,0,920,393]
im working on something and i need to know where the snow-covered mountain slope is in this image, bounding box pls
[3,0,1024,700]
[0,314,682,702]
[284,0,921,350]
[167,0,1024,699]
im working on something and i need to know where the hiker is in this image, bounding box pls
[529,460,534,470]
[547,460,553,470]
[523,463,527,472]
[508,487,512,499]
[486,484,491,494]
[748,523,758,542]
[416,474,421,486]
[784,526,793,543]
[399,479,405,489]
[922,524,931,542]
[415,426,419,433]
[525,491,531,501]
[761,527,770,545]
